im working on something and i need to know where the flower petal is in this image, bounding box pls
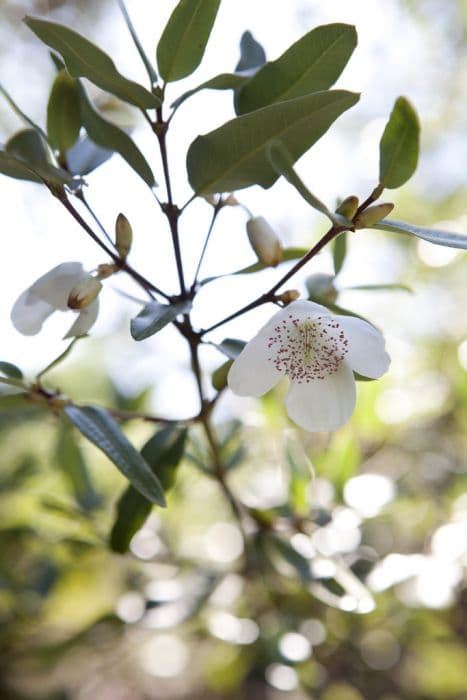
[10,290,55,335]
[285,363,356,431]
[335,316,390,379]
[281,299,331,321]
[64,299,99,338]
[30,262,85,310]
[228,329,282,397]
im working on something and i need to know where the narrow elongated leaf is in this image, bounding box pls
[56,420,100,510]
[0,362,23,379]
[157,0,221,82]
[236,23,357,114]
[345,282,412,293]
[110,426,187,553]
[77,83,156,186]
[47,69,81,153]
[374,218,467,250]
[235,31,266,72]
[25,17,160,109]
[267,141,337,221]
[232,247,310,275]
[130,300,192,341]
[379,97,420,188]
[66,136,113,175]
[264,533,313,582]
[187,90,359,194]
[171,73,249,110]
[333,231,347,274]
[64,404,166,506]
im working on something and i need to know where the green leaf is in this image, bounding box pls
[211,359,233,391]
[25,16,160,109]
[5,130,80,187]
[373,218,467,250]
[157,0,221,82]
[109,426,186,553]
[116,0,158,86]
[66,136,113,175]
[0,362,23,379]
[235,30,266,72]
[56,419,101,511]
[345,282,412,293]
[267,141,337,222]
[171,73,249,110]
[264,533,313,582]
[333,231,347,274]
[187,90,359,194]
[236,23,357,114]
[6,128,50,166]
[64,404,166,506]
[77,82,156,186]
[130,300,192,341]
[215,338,246,360]
[230,247,309,276]
[47,69,81,153]
[379,96,420,189]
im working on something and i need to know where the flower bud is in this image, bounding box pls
[277,289,301,305]
[246,216,283,267]
[335,195,359,220]
[67,275,102,310]
[353,203,394,229]
[96,263,118,279]
[115,213,133,260]
[305,273,337,303]
[223,194,239,206]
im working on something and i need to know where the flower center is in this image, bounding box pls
[267,314,348,382]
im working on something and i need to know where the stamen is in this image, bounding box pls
[267,314,348,382]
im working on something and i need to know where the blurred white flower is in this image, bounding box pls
[11,262,99,338]
[228,300,390,431]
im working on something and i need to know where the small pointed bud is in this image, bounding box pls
[354,202,394,229]
[335,195,359,219]
[67,275,102,310]
[96,263,118,279]
[246,216,283,267]
[277,289,301,305]
[223,194,239,206]
[115,213,133,260]
[305,273,338,303]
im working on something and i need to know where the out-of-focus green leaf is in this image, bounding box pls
[64,404,166,506]
[171,73,249,110]
[333,231,347,274]
[77,82,156,186]
[0,362,23,379]
[47,69,81,154]
[5,130,80,187]
[56,419,101,511]
[236,23,357,114]
[156,0,221,82]
[116,0,158,86]
[345,282,412,293]
[6,128,49,166]
[379,96,420,189]
[187,90,359,194]
[24,16,160,109]
[214,338,246,360]
[66,136,113,175]
[212,359,233,390]
[109,426,187,553]
[0,151,42,182]
[286,444,313,517]
[130,299,192,341]
[264,533,313,582]
[231,247,309,275]
[235,30,266,72]
[374,218,467,250]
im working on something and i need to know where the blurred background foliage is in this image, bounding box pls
[1,0,467,699]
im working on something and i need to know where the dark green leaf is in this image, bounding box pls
[56,420,101,510]
[25,17,160,109]
[47,69,81,153]
[77,82,156,186]
[116,0,158,86]
[109,426,186,553]
[235,30,266,72]
[4,131,80,187]
[211,359,233,390]
[171,73,249,110]
[236,23,357,114]
[64,404,166,506]
[379,96,420,189]
[66,136,113,175]
[214,338,246,360]
[0,361,23,379]
[333,231,347,274]
[6,128,50,166]
[265,533,313,582]
[187,90,359,194]
[157,0,221,82]
[374,218,467,250]
[130,300,192,341]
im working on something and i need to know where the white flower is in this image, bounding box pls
[228,300,390,432]
[11,262,99,338]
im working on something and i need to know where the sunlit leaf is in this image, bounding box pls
[187,90,359,193]
[77,82,156,186]
[379,96,420,189]
[130,299,192,341]
[47,69,81,154]
[64,404,166,506]
[236,23,357,114]
[109,426,186,553]
[373,218,467,250]
[25,16,160,109]
[157,0,221,82]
